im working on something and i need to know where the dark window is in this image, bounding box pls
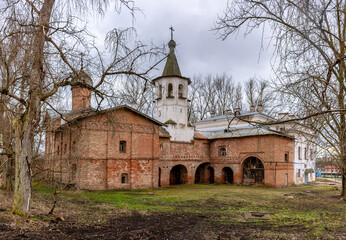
[121,173,128,184]
[285,153,289,162]
[178,84,183,98]
[310,149,313,160]
[158,85,162,98]
[298,169,301,178]
[304,148,307,160]
[298,147,301,160]
[64,144,67,154]
[167,83,173,97]
[220,148,226,156]
[57,146,60,155]
[119,141,126,153]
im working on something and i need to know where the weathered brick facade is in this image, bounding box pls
[45,107,295,189]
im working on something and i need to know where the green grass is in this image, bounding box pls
[33,183,345,238]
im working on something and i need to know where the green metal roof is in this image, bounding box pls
[162,40,182,77]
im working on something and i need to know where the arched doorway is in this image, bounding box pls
[222,167,233,184]
[170,165,188,185]
[195,163,214,183]
[158,167,161,187]
[242,157,264,184]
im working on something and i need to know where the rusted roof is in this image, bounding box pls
[159,127,171,138]
[54,105,165,130]
[194,132,208,140]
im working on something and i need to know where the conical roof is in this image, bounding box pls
[162,39,181,77]
[72,69,93,87]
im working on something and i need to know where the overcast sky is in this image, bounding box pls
[88,0,274,83]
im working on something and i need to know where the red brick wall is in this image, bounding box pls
[46,108,160,190]
[45,108,295,189]
[209,135,294,187]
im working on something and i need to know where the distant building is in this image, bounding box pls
[45,35,316,189]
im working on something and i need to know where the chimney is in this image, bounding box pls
[257,104,263,113]
[234,107,241,117]
[250,105,255,112]
[210,111,215,118]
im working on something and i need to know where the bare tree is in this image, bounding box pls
[244,77,273,112]
[0,0,162,216]
[215,0,346,196]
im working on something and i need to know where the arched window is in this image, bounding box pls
[220,148,226,156]
[121,173,128,184]
[178,84,183,98]
[158,85,162,98]
[167,83,173,97]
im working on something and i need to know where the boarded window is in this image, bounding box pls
[220,148,226,156]
[119,141,126,153]
[121,173,128,184]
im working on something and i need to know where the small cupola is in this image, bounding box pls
[71,70,93,111]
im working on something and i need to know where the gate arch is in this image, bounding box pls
[195,163,214,183]
[170,165,188,185]
[242,156,264,184]
[222,167,233,184]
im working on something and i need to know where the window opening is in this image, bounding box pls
[119,141,126,153]
[220,147,226,156]
[167,83,173,97]
[178,84,183,98]
[121,173,128,184]
[158,85,162,98]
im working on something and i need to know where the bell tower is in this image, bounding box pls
[152,28,194,142]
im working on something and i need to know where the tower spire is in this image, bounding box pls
[162,27,181,77]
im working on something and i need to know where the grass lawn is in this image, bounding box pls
[1,183,345,239]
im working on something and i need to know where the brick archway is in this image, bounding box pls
[242,156,264,184]
[195,163,214,184]
[222,167,233,184]
[170,165,188,185]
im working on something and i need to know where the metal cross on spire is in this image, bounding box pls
[169,26,175,40]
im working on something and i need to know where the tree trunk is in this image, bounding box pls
[12,117,33,215]
[12,0,55,216]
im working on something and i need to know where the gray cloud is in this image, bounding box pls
[88,0,274,83]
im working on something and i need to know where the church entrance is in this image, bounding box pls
[195,163,214,184]
[242,157,264,184]
[170,165,188,185]
[222,167,233,184]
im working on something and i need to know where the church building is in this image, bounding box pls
[45,34,316,190]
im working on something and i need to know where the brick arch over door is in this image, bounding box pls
[195,162,214,184]
[170,165,188,185]
[241,156,265,184]
[222,167,233,184]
